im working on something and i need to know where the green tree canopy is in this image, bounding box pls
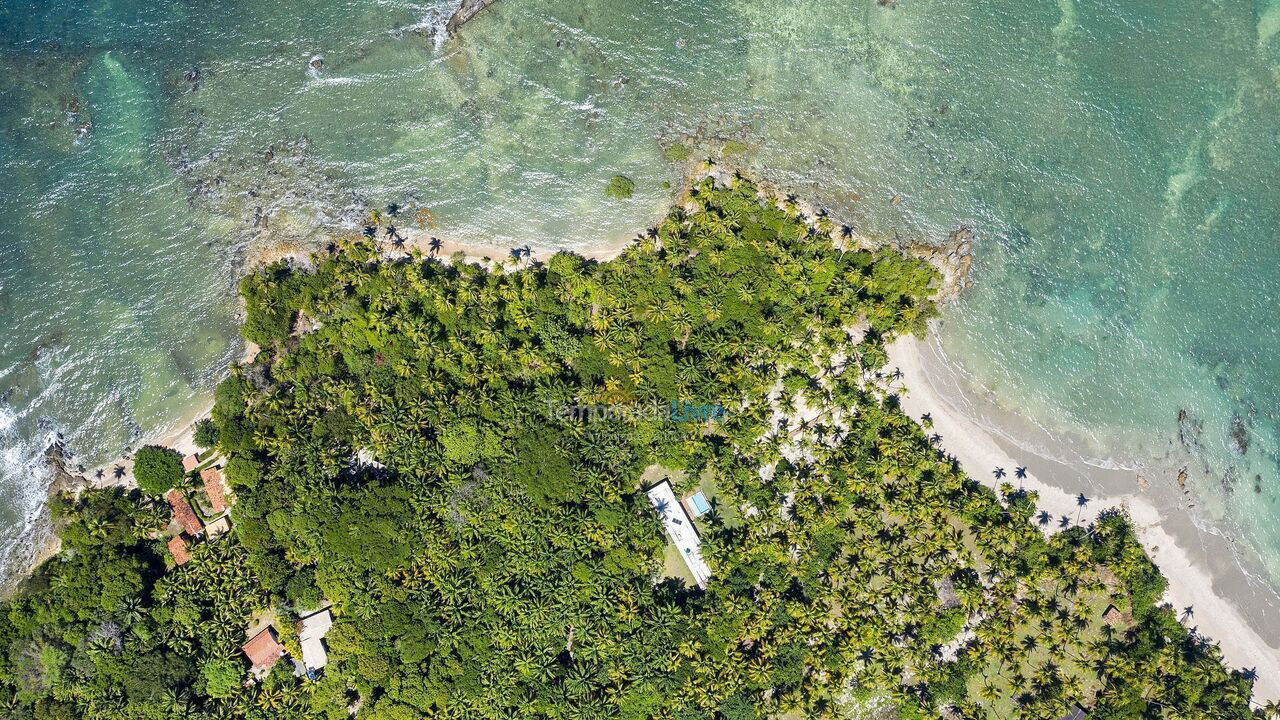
[132,445,183,496]
[605,174,635,199]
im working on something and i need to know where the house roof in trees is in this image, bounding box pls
[1103,604,1126,626]
[298,609,333,670]
[165,489,203,536]
[243,628,287,670]
[646,480,711,588]
[205,516,231,538]
[182,453,200,472]
[167,536,191,566]
[1059,705,1087,720]
[201,466,228,514]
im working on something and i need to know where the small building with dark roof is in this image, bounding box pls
[243,628,287,673]
[165,489,203,536]
[1102,604,1129,627]
[167,535,192,566]
[201,466,229,514]
[1059,704,1087,720]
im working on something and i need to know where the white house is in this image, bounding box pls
[298,609,333,671]
[646,480,712,588]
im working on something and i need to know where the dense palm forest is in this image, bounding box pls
[0,177,1262,719]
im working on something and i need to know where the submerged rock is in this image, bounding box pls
[1221,466,1238,494]
[1228,414,1250,456]
[1177,408,1204,455]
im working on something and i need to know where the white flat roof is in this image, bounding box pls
[299,609,332,639]
[301,636,328,670]
[298,608,333,671]
[646,480,711,588]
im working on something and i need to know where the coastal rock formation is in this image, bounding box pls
[446,0,499,35]
[45,441,87,497]
[909,226,974,304]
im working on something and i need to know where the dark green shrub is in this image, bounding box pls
[192,419,219,450]
[605,175,634,200]
[664,143,690,162]
[224,455,261,489]
[132,446,183,496]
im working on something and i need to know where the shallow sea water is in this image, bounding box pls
[2,0,1279,584]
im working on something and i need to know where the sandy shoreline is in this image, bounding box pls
[63,221,642,499]
[399,226,635,267]
[19,176,1278,703]
[888,332,1280,704]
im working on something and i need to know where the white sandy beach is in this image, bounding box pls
[888,333,1280,704]
[399,215,1280,705]
[400,227,634,267]
[42,194,1280,705]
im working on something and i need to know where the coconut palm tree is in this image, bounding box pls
[993,467,1006,480]
[430,237,443,256]
[1075,493,1089,524]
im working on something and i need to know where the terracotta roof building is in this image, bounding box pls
[201,466,228,514]
[182,453,200,473]
[167,536,192,566]
[243,628,287,672]
[165,489,203,536]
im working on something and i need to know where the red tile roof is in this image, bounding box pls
[243,628,286,670]
[167,536,191,566]
[182,453,200,473]
[165,489,203,536]
[201,466,228,514]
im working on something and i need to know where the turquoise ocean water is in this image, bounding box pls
[2,0,1280,584]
